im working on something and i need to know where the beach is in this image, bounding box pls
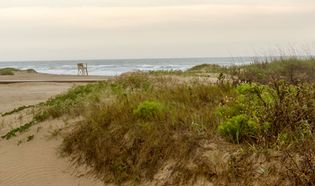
[0,72,107,186]
[1,60,315,185]
[0,72,109,113]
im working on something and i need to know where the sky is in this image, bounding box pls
[0,0,314,61]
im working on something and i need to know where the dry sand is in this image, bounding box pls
[0,72,109,113]
[0,83,79,113]
[0,73,106,186]
[0,71,109,81]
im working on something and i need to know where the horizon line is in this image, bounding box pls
[0,55,312,63]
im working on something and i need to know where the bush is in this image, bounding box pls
[133,100,165,120]
[0,68,36,75]
[0,68,18,75]
[216,82,315,146]
[218,114,258,143]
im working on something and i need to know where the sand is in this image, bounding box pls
[0,71,110,81]
[0,72,217,186]
[0,73,106,186]
[0,72,109,113]
[0,83,79,113]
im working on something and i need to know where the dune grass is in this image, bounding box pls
[61,77,233,184]
[0,67,37,75]
[1,120,36,140]
[188,57,315,84]
[1,105,35,117]
[0,68,19,75]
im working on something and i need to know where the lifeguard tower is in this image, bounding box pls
[77,63,88,76]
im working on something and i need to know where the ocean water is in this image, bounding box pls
[0,57,256,76]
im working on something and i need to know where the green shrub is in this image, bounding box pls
[216,82,315,145]
[133,100,165,120]
[218,114,258,143]
[0,68,18,75]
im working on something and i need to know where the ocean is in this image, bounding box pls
[0,57,256,76]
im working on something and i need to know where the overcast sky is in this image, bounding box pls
[0,0,314,61]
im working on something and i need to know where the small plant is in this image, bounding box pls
[1,120,36,140]
[218,114,258,143]
[1,105,34,117]
[133,100,165,120]
[27,135,34,142]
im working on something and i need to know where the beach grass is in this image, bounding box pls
[0,68,19,75]
[0,67,37,75]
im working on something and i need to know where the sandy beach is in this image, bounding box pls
[0,71,109,112]
[0,72,107,186]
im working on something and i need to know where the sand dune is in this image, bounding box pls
[0,118,104,186]
[0,73,107,186]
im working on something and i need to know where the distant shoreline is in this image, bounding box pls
[0,57,257,76]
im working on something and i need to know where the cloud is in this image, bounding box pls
[0,3,314,60]
[1,0,314,8]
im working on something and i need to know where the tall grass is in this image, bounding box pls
[61,76,234,184]
[188,57,315,84]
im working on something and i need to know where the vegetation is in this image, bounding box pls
[217,82,315,145]
[61,77,232,184]
[133,100,166,120]
[1,120,36,140]
[1,57,314,185]
[0,67,37,75]
[187,64,228,73]
[188,57,315,84]
[0,68,19,75]
[27,135,34,142]
[34,82,108,120]
[1,105,34,117]
[148,70,184,75]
